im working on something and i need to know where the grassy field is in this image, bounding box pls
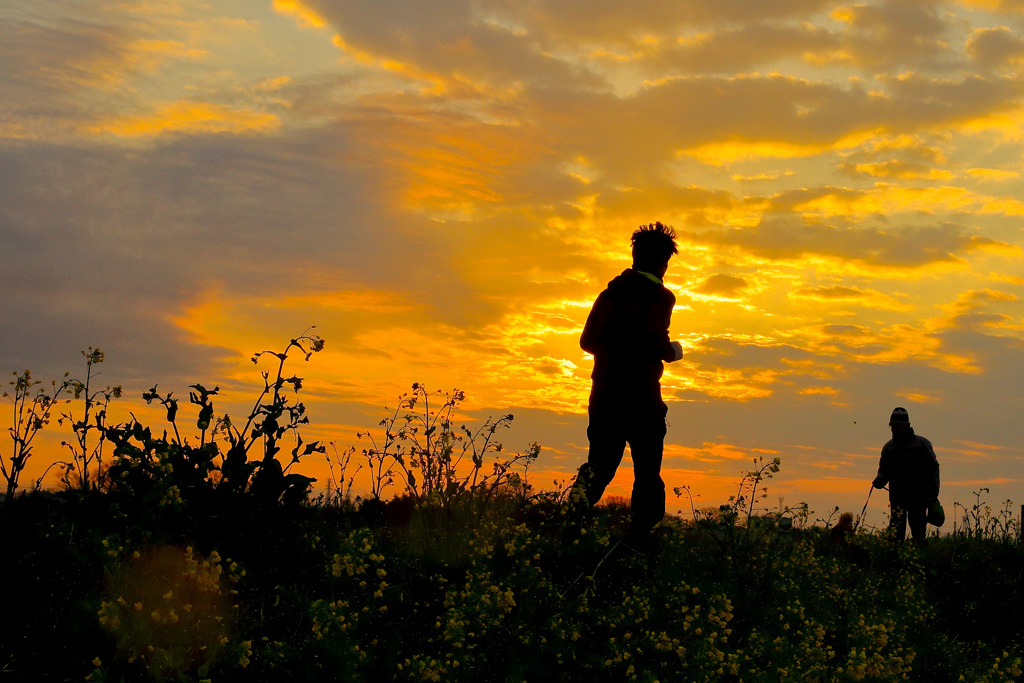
[3,339,1021,682]
[2,484,1022,683]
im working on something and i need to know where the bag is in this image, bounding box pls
[927,500,945,527]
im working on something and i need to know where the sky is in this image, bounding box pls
[2,0,1023,527]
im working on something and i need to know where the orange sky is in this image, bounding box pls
[2,0,1024,526]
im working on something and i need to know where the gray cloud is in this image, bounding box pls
[696,274,749,297]
[962,0,1024,15]
[0,126,454,385]
[503,0,833,42]
[792,285,881,302]
[838,159,942,179]
[966,26,1024,69]
[678,216,1008,268]
[270,2,1023,196]
[0,10,130,133]
[831,0,954,70]
[643,22,838,75]
[301,0,607,93]
[520,72,1020,187]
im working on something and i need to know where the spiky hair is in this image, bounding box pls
[631,222,678,262]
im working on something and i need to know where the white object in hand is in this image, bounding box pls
[670,341,683,362]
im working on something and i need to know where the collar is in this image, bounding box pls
[634,270,663,285]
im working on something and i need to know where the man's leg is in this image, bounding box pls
[907,503,928,542]
[888,503,908,541]
[574,411,627,509]
[626,415,667,534]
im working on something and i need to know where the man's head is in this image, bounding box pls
[631,222,678,279]
[889,406,911,433]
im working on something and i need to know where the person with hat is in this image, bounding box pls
[872,407,940,542]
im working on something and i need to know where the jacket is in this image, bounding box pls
[580,268,676,411]
[874,428,940,502]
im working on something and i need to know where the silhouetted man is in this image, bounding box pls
[872,406,940,542]
[573,222,684,534]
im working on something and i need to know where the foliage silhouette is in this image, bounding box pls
[103,331,325,512]
[2,369,72,508]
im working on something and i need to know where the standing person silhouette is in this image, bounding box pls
[872,406,940,543]
[572,222,684,535]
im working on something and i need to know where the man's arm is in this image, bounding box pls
[650,290,681,362]
[580,290,611,356]
[872,445,890,489]
[922,437,940,500]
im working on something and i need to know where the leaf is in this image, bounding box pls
[197,403,213,431]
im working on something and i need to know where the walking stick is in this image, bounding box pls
[854,485,874,533]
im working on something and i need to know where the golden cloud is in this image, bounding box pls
[793,184,1022,218]
[678,216,1016,278]
[839,160,952,180]
[968,167,1021,181]
[123,39,207,74]
[254,76,293,92]
[798,385,839,396]
[779,322,981,373]
[272,0,328,29]
[682,134,871,165]
[732,170,796,182]
[941,287,1020,314]
[169,284,595,416]
[667,363,777,402]
[894,389,942,403]
[664,441,780,464]
[86,102,280,137]
[789,285,912,311]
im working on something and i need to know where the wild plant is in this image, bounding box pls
[356,399,407,501]
[952,488,1019,542]
[721,456,801,535]
[732,455,782,523]
[818,505,852,533]
[1,369,73,508]
[353,385,539,564]
[675,457,807,554]
[323,442,359,507]
[362,383,539,511]
[673,483,701,521]
[58,348,122,492]
[103,332,326,507]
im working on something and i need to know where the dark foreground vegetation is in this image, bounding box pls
[3,335,1022,682]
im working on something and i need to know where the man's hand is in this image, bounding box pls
[872,476,886,489]
[670,341,683,362]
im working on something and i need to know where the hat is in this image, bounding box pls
[889,406,910,426]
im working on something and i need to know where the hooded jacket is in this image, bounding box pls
[580,268,676,411]
[874,427,940,502]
